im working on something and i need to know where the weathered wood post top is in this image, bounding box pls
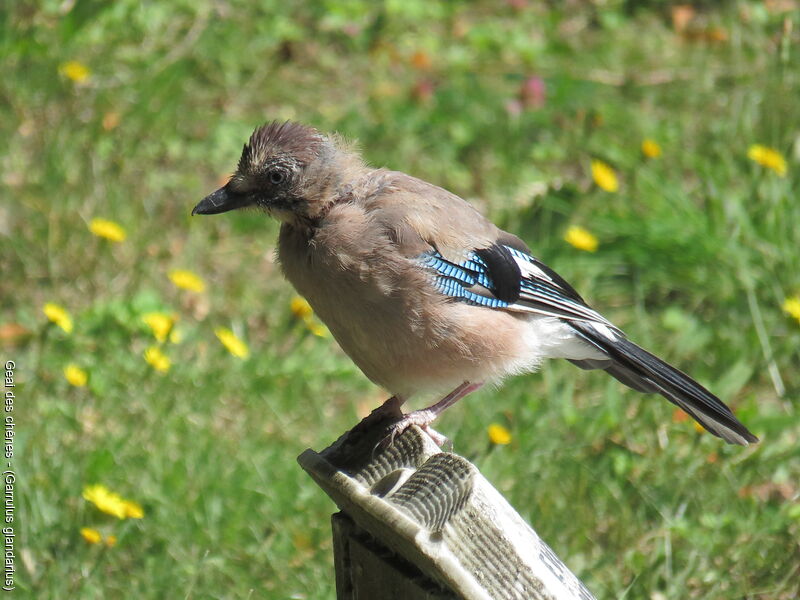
[298,412,597,600]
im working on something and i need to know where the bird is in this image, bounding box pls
[193,120,757,446]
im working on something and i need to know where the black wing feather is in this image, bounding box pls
[570,321,758,445]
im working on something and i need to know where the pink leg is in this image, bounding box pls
[386,381,484,446]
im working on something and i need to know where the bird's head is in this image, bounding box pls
[193,121,341,225]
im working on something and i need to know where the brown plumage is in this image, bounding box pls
[193,121,757,446]
[238,121,324,173]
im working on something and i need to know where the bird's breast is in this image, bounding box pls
[276,217,546,401]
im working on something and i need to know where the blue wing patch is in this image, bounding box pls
[419,252,511,308]
[418,245,614,326]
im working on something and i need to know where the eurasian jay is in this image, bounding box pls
[193,121,757,446]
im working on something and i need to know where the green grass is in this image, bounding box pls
[3,1,800,598]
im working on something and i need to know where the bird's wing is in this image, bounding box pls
[415,240,757,446]
[368,173,615,328]
[418,242,618,329]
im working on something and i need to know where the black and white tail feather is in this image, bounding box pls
[420,241,758,446]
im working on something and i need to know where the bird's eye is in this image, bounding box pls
[268,170,286,185]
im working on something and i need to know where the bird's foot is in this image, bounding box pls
[377,381,484,450]
[382,409,451,448]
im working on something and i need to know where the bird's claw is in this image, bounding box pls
[376,409,452,452]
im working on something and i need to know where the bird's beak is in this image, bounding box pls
[192,186,250,216]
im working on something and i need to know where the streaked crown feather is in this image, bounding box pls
[238,121,324,173]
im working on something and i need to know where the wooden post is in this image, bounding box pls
[298,412,597,600]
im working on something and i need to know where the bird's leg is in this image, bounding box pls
[385,381,484,447]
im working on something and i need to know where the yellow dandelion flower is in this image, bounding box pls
[291,297,328,336]
[82,484,127,519]
[43,302,74,333]
[169,328,183,344]
[80,527,102,544]
[214,327,250,359]
[89,218,127,242]
[305,319,329,338]
[105,535,117,547]
[63,364,88,387]
[144,346,171,372]
[591,159,619,192]
[641,139,662,159]
[142,312,176,343]
[564,225,599,253]
[168,269,206,293]
[748,144,787,177]
[121,500,144,519]
[83,484,144,520]
[59,60,91,83]
[782,296,800,323]
[290,296,314,319]
[488,423,512,445]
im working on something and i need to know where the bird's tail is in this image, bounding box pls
[569,321,758,446]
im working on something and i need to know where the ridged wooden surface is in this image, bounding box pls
[299,425,596,600]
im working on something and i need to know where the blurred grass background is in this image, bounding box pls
[3,1,800,598]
